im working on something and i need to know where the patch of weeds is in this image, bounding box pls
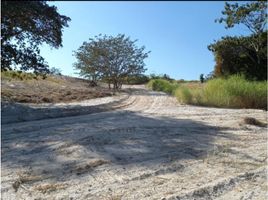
[243,117,267,127]
[12,173,43,192]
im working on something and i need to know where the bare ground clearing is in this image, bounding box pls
[1,85,267,200]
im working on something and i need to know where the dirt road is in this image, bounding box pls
[1,85,267,200]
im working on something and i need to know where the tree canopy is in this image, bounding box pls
[208,0,267,81]
[208,32,267,80]
[216,0,267,34]
[1,1,70,73]
[73,34,150,89]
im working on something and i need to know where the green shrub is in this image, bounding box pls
[147,79,179,95]
[124,74,149,85]
[175,86,192,103]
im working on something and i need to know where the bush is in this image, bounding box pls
[175,75,267,110]
[175,86,192,103]
[124,74,149,85]
[149,73,174,81]
[147,79,179,95]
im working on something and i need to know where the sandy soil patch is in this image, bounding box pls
[1,85,267,199]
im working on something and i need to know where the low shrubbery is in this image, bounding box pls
[147,79,179,95]
[123,74,150,85]
[148,76,267,110]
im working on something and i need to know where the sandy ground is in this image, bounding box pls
[1,85,267,200]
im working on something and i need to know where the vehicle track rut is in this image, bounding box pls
[1,85,267,200]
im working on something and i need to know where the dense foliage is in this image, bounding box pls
[147,79,179,95]
[208,1,267,81]
[1,1,70,73]
[216,0,267,34]
[208,32,267,80]
[73,34,150,90]
[123,74,150,85]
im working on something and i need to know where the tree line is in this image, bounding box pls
[1,1,267,90]
[207,0,267,81]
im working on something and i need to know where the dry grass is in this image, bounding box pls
[2,74,113,103]
[107,195,123,200]
[34,183,67,194]
[12,173,43,192]
[72,159,110,175]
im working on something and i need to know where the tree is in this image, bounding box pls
[73,34,150,90]
[199,74,204,83]
[163,74,173,81]
[208,32,267,81]
[205,71,215,81]
[50,67,62,76]
[216,0,267,35]
[1,1,70,73]
[208,0,267,81]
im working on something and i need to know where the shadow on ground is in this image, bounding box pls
[1,94,130,124]
[1,110,236,184]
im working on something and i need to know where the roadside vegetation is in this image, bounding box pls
[148,76,267,110]
[147,1,267,111]
[147,79,179,95]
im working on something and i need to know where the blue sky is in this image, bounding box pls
[40,1,250,80]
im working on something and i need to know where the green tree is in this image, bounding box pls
[208,33,267,80]
[208,0,267,81]
[73,34,150,90]
[49,67,62,76]
[1,1,70,73]
[216,0,267,34]
[199,74,204,83]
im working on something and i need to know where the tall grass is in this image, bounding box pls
[148,76,267,110]
[175,75,267,109]
[147,79,179,95]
